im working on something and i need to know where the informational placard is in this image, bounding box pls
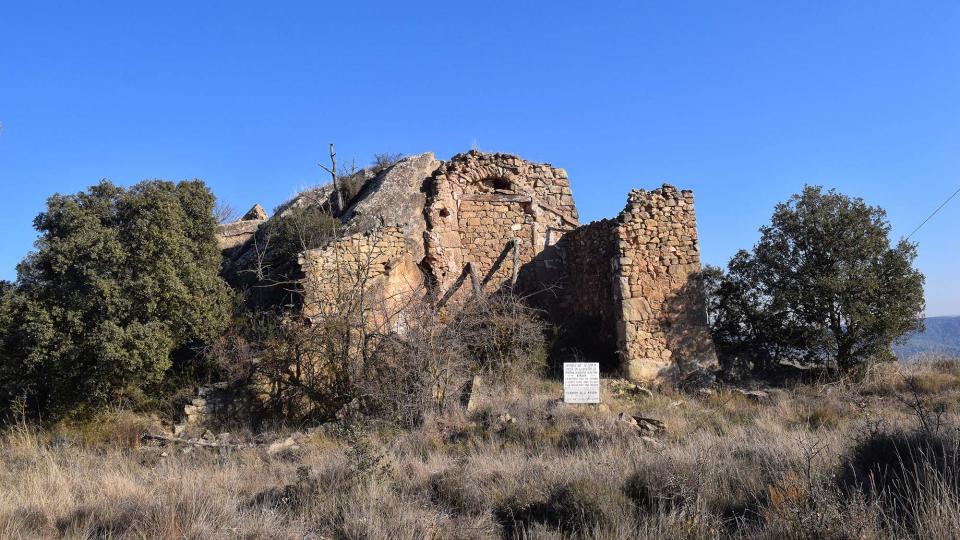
[563,362,600,404]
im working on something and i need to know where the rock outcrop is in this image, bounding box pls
[217,204,267,252]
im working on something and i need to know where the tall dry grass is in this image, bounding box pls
[0,359,958,538]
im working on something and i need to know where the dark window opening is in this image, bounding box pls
[483,177,513,192]
[493,178,511,191]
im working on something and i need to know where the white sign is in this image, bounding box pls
[563,362,600,404]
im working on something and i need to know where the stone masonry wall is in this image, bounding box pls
[612,185,718,381]
[297,152,438,331]
[556,219,619,322]
[221,150,717,387]
[299,225,425,332]
[548,219,621,369]
[425,151,579,305]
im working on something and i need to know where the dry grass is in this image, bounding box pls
[1,360,959,539]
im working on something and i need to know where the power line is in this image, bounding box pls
[906,185,960,240]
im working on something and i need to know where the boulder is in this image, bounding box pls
[241,203,268,221]
[216,219,264,250]
[338,152,440,261]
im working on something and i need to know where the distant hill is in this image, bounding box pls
[894,315,960,360]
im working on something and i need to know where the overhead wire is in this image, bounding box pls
[905,185,960,240]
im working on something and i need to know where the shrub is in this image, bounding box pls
[358,302,473,428]
[337,171,371,206]
[239,293,547,428]
[453,294,547,380]
[250,466,319,510]
[234,205,340,307]
[0,180,231,420]
[622,467,685,514]
[429,468,489,516]
[494,478,629,536]
[52,410,157,449]
[795,400,845,430]
[544,479,628,534]
[841,428,960,521]
[493,484,548,537]
[371,153,405,173]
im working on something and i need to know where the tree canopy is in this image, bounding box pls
[0,180,232,418]
[704,185,925,374]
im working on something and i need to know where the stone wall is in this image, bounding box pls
[221,150,717,386]
[548,219,621,369]
[542,185,717,382]
[298,152,438,330]
[557,219,619,322]
[217,213,267,251]
[612,185,718,381]
[424,151,578,305]
[299,225,425,332]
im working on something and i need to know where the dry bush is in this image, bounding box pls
[212,290,548,429]
[51,410,161,449]
[843,428,958,492]
[787,394,849,431]
[860,357,960,397]
[356,301,473,428]
[213,201,239,224]
[371,152,405,173]
[452,294,548,381]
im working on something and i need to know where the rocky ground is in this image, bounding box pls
[1,359,959,539]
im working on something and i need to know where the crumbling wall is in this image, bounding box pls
[299,225,425,331]
[216,204,267,253]
[550,185,717,382]
[558,219,619,321]
[299,152,439,330]
[424,151,578,305]
[220,150,717,386]
[612,185,718,381]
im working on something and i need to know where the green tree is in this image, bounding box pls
[0,180,232,418]
[704,186,925,374]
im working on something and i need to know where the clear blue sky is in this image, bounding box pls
[1,1,958,315]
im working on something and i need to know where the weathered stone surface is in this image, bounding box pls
[299,153,441,325]
[339,152,439,261]
[216,219,265,250]
[275,183,339,218]
[242,203,268,221]
[611,185,718,382]
[544,183,718,383]
[425,150,578,305]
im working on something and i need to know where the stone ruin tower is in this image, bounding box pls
[552,186,718,381]
[219,150,717,384]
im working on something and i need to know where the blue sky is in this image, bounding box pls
[1,1,958,315]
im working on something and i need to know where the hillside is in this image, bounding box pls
[895,315,960,360]
[1,360,958,538]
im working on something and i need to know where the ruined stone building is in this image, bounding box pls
[219,150,717,383]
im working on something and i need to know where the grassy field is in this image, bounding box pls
[1,359,959,539]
